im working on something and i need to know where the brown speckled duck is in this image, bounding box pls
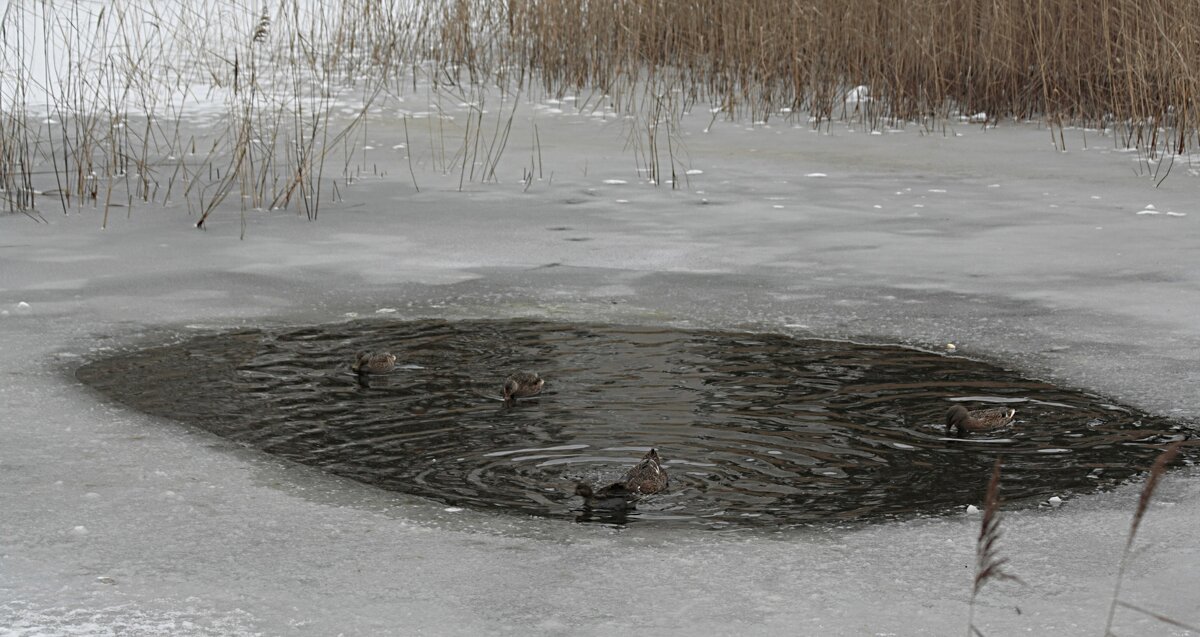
[574,482,636,510]
[621,448,669,495]
[947,404,1016,436]
[502,371,544,403]
[352,351,397,375]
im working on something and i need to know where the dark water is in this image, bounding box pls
[76,320,1190,528]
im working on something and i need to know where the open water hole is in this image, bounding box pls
[76,320,1190,529]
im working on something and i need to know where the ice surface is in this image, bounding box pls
[3,78,1200,637]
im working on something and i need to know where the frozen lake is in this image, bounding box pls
[2,15,1199,631]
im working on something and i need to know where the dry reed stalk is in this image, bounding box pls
[1102,441,1194,636]
[967,458,1021,637]
[402,115,419,192]
[483,91,520,183]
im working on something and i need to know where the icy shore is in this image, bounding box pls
[2,110,1198,635]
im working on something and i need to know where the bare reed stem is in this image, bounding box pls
[1103,441,1187,636]
[967,458,1021,637]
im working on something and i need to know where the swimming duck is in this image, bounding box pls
[575,482,637,510]
[352,351,397,375]
[947,404,1016,436]
[621,448,669,495]
[502,371,545,403]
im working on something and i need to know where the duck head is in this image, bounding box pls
[946,404,970,437]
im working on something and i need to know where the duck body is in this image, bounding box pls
[947,404,1016,436]
[575,449,670,511]
[575,482,636,511]
[353,351,397,375]
[503,371,544,403]
[621,448,669,495]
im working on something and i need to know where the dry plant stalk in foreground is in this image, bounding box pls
[1103,441,1198,636]
[968,444,1197,636]
[967,458,1021,637]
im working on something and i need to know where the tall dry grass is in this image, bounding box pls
[447,0,1200,149]
[0,1,423,229]
[5,0,1200,223]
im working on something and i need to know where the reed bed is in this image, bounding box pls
[3,0,1200,223]
[483,0,1200,144]
[0,0,430,227]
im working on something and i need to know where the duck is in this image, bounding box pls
[502,371,545,403]
[947,404,1016,436]
[352,351,397,375]
[574,482,637,510]
[621,448,669,495]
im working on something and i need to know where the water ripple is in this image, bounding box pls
[76,320,1192,528]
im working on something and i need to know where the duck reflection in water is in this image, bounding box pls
[573,482,637,524]
[575,482,637,510]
